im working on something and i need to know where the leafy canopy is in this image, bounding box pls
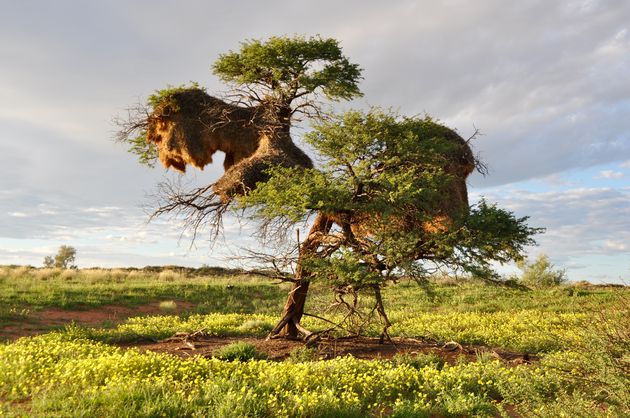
[213,35,363,106]
[517,253,567,288]
[43,245,77,269]
[239,109,541,283]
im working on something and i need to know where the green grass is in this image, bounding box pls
[214,341,265,361]
[58,309,586,353]
[0,265,628,417]
[0,266,288,320]
[0,266,619,319]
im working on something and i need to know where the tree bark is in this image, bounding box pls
[373,284,392,344]
[268,213,333,339]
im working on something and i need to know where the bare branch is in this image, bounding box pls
[148,177,229,245]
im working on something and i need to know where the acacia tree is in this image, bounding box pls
[238,110,540,340]
[116,35,362,166]
[117,35,541,341]
[117,35,366,338]
[43,245,77,269]
[213,36,362,108]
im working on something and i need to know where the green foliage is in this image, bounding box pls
[287,346,320,363]
[450,200,543,280]
[214,341,264,361]
[146,82,204,110]
[517,253,567,288]
[306,249,384,287]
[43,245,77,269]
[390,352,446,370]
[213,35,362,105]
[125,131,159,167]
[240,109,541,286]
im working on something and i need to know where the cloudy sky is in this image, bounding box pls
[1,0,629,282]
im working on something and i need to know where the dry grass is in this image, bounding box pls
[158,300,178,311]
[157,269,183,282]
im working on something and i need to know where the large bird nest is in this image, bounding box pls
[144,87,476,244]
[146,88,313,202]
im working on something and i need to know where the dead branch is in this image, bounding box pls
[149,177,229,245]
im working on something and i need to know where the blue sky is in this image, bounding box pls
[1,0,629,282]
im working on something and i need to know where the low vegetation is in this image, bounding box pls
[0,266,627,416]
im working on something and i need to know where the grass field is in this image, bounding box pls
[0,266,628,417]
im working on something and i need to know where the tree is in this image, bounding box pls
[517,253,567,288]
[116,36,363,169]
[239,110,541,339]
[43,245,77,269]
[116,35,541,341]
[212,35,363,120]
[43,256,54,268]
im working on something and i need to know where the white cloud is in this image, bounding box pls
[596,170,624,179]
[471,186,630,262]
[8,212,27,217]
[603,240,626,251]
[621,160,630,168]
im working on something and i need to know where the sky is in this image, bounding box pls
[1,0,629,283]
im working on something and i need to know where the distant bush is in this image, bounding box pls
[43,245,77,269]
[517,254,567,288]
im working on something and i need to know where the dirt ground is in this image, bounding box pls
[129,334,538,364]
[0,301,194,340]
[1,304,537,364]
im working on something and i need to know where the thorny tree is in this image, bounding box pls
[116,35,540,341]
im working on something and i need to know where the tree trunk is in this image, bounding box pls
[268,213,333,339]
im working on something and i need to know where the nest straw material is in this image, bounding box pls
[146,88,474,235]
[147,89,264,172]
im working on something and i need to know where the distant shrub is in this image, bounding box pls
[517,254,567,288]
[159,300,177,311]
[158,269,182,282]
[214,342,263,361]
[43,245,77,269]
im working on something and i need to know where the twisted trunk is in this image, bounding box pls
[267,213,333,339]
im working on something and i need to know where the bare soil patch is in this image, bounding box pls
[0,301,195,341]
[126,335,538,364]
